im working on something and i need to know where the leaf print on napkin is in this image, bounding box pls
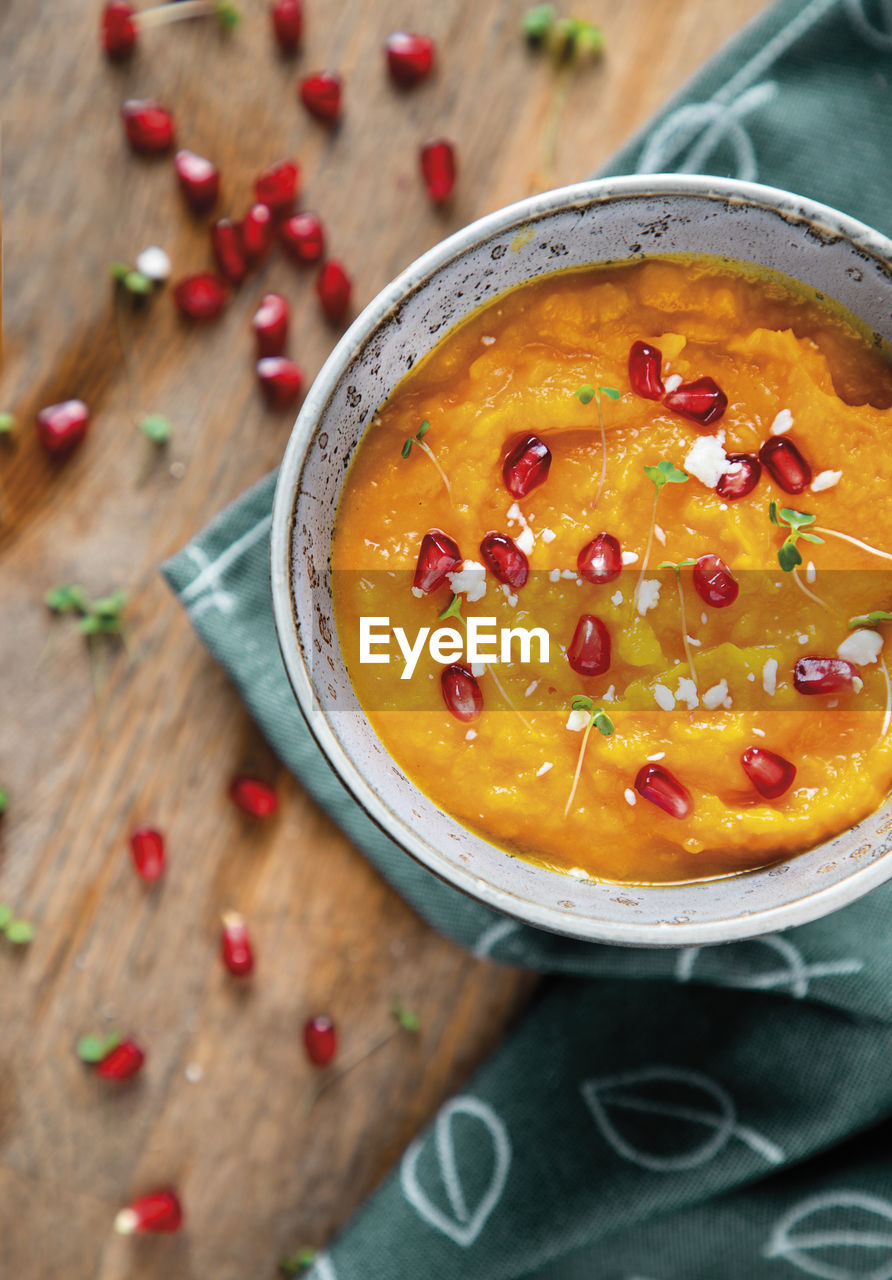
[764,1190,892,1280]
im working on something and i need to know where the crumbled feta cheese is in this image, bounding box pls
[624,788,637,806]
[806,561,817,583]
[636,579,661,616]
[524,680,539,698]
[471,662,486,677]
[853,677,864,694]
[653,683,676,711]
[448,560,487,602]
[602,684,616,702]
[684,430,728,488]
[664,373,683,393]
[811,469,842,493]
[506,503,523,524]
[654,524,666,546]
[703,679,731,710]
[515,526,535,555]
[838,628,884,665]
[136,245,171,281]
[411,586,423,598]
[566,708,589,732]
[622,550,639,565]
[762,659,778,695]
[540,528,556,543]
[798,634,809,645]
[685,634,702,647]
[481,335,496,345]
[561,569,577,580]
[674,677,699,710]
[536,761,553,777]
[549,568,561,582]
[701,612,708,625]
[501,583,518,607]
[465,730,477,741]
[611,589,623,606]
[771,409,793,435]
[646,751,666,761]
[752,726,766,737]
[747,672,756,682]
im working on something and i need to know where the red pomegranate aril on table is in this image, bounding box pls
[280,212,325,263]
[503,434,551,498]
[578,531,622,585]
[413,530,462,594]
[252,293,289,357]
[254,160,299,214]
[479,532,529,589]
[96,1039,146,1081]
[229,775,278,817]
[793,656,860,695]
[174,149,220,212]
[210,218,248,285]
[441,664,484,722]
[271,0,302,53]
[221,912,255,977]
[420,139,456,203]
[122,100,175,153]
[130,827,165,882]
[241,203,274,261]
[102,2,137,59]
[567,615,611,677]
[115,1190,183,1235]
[304,1015,337,1066]
[741,746,797,799]
[628,340,664,400]
[385,32,435,86]
[36,399,90,454]
[692,554,739,608]
[664,376,728,426]
[316,260,352,322]
[299,71,342,121]
[257,357,303,408]
[173,273,229,320]
[759,436,812,494]
[635,764,693,818]
[716,453,761,501]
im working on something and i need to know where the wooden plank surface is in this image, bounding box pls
[0,1,769,1275]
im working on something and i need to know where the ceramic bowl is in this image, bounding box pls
[270,174,892,947]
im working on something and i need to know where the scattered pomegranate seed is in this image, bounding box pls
[299,71,343,121]
[252,293,289,357]
[793,656,860,695]
[503,434,551,498]
[635,763,693,818]
[257,357,303,408]
[280,212,325,264]
[241,203,274,262]
[578,531,622,585]
[129,827,166,882]
[716,453,761,501]
[229,775,278,817]
[420,139,456,203]
[664,376,728,426]
[759,436,812,494]
[628,340,664,400]
[36,399,90,455]
[441,664,484,722]
[567,614,611,677]
[102,2,137,59]
[254,159,300,214]
[414,530,462,593]
[115,1190,183,1235]
[385,32,435,86]
[174,149,220,213]
[479,532,529,589]
[96,1039,146,1081]
[172,273,229,320]
[692,554,739,608]
[304,1015,337,1066]
[741,746,797,799]
[315,260,352,322]
[270,0,302,53]
[121,99,175,154]
[221,911,255,977]
[210,218,248,285]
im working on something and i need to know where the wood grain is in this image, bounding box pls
[0,1,768,1275]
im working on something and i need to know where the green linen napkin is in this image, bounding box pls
[163,1,892,1275]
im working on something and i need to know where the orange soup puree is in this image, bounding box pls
[331,256,892,884]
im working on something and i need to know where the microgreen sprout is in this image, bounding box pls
[438,592,464,623]
[138,0,241,33]
[279,1248,317,1277]
[0,789,7,816]
[46,584,131,702]
[391,1002,421,1033]
[575,383,619,506]
[564,694,613,817]
[401,419,451,501]
[0,903,34,947]
[138,414,173,445]
[637,459,688,603]
[523,6,604,185]
[76,1032,123,1064]
[769,502,824,572]
[850,610,892,629]
[0,412,16,435]
[110,261,153,298]
[658,559,699,687]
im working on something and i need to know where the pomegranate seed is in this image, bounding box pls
[129,827,165,882]
[299,72,342,122]
[741,746,797,799]
[567,614,611,677]
[96,1039,146,1081]
[793,656,860,695]
[174,149,220,213]
[229,775,278,817]
[479,532,528,589]
[414,530,462,593]
[121,100,175,154]
[577,531,622,585]
[36,399,90,455]
[716,453,761,501]
[280,212,325,264]
[692,553,739,608]
[252,293,289,357]
[759,436,812,494]
[210,218,248,285]
[315,260,352,322]
[664,376,728,426]
[115,1190,182,1235]
[257,357,303,408]
[221,911,255,977]
[385,32,435,87]
[420,139,456,203]
[635,763,693,818]
[173,273,229,320]
[502,434,551,498]
[102,2,137,59]
[304,1015,337,1066]
[241,203,274,262]
[254,160,300,214]
[270,0,302,53]
[628,340,664,400]
[441,664,484,722]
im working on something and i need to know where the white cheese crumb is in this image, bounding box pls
[524,680,539,697]
[465,729,477,741]
[653,683,676,711]
[549,568,561,582]
[664,373,683,392]
[540,528,556,543]
[762,658,778,695]
[447,560,487,602]
[471,662,486,677]
[798,634,809,645]
[622,551,639,565]
[838,628,884,665]
[411,586,423,598]
[674,677,699,710]
[806,561,817,583]
[561,569,577,580]
[136,245,171,281]
[752,726,766,737]
[624,788,637,806]
[684,430,728,488]
[566,708,589,732]
[501,583,518,607]
[637,579,661,616]
[747,672,756,682]
[481,335,496,345]
[515,526,535,555]
[701,612,708,625]
[646,751,666,761]
[811,469,842,493]
[611,589,624,606]
[703,679,731,710]
[771,409,793,435]
[506,503,523,524]
[853,676,864,694]
[536,761,553,777]
[602,684,616,702]
[685,634,702,647]
[654,524,666,546]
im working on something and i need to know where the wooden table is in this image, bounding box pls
[0,1,768,1275]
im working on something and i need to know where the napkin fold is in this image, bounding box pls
[163,1,892,1274]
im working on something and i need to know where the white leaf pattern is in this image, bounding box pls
[764,1191,892,1279]
[676,936,863,998]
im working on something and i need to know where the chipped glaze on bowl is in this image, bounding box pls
[270,175,892,947]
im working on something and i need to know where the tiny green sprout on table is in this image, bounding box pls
[0,788,7,816]
[522,6,604,184]
[46,584,131,701]
[638,459,689,597]
[0,903,35,947]
[279,1247,317,1277]
[307,1002,422,1110]
[76,1032,123,1064]
[658,559,699,686]
[0,412,16,435]
[401,419,451,500]
[575,383,619,506]
[564,694,614,817]
[138,414,173,445]
[110,261,154,299]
